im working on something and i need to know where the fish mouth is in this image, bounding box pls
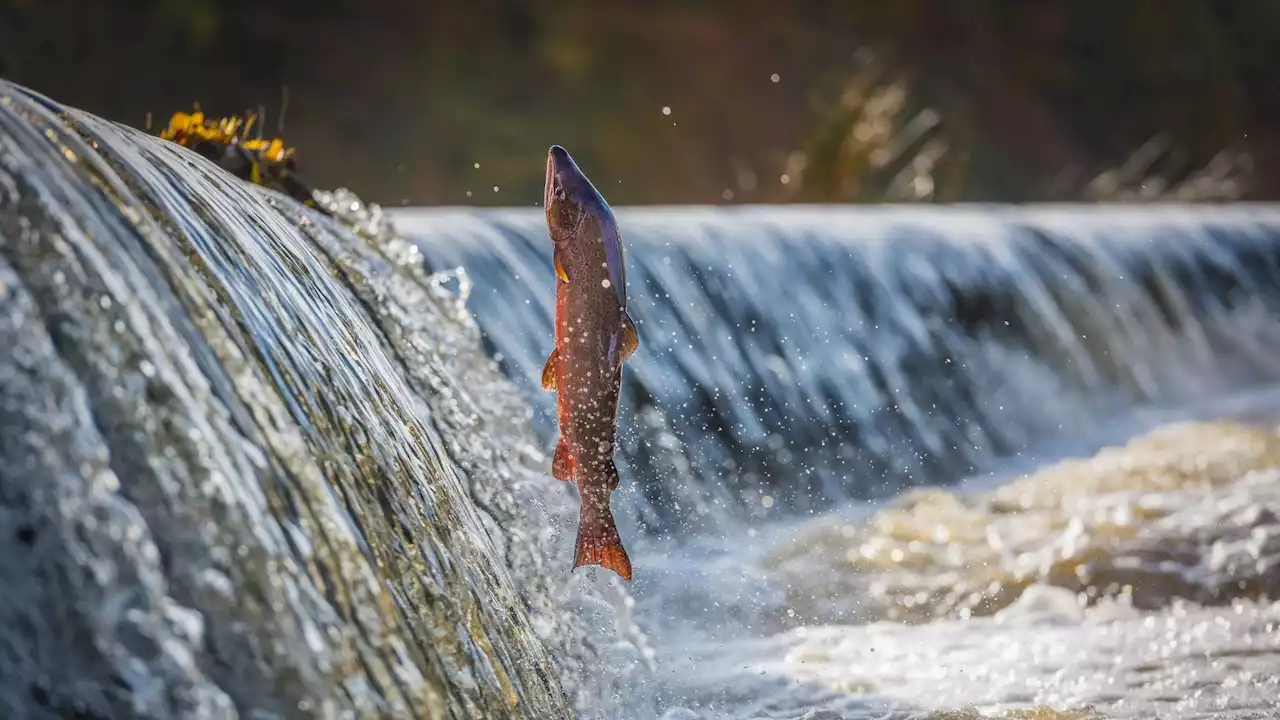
[545,145,573,213]
[544,147,558,211]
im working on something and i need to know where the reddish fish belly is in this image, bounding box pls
[551,277,632,581]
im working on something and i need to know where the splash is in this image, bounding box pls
[764,421,1280,625]
[629,421,1280,719]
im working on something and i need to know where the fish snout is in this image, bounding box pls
[548,144,572,167]
[546,146,574,203]
[545,145,584,227]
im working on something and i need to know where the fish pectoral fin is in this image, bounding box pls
[552,438,574,480]
[554,249,569,284]
[540,348,558,391]
[619,310,639,361]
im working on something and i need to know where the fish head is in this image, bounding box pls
[545,145,628,306]
[545,145,609,243]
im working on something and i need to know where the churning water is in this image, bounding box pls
[3,76,1280,719]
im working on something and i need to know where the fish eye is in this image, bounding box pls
[555,186,567,202]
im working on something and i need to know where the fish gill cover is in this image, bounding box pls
[0,80,643,719]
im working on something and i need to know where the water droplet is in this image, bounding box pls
[662,106,672,116]
[771,73,781,83]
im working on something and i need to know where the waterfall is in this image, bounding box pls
[0,80,623,719]
[396,205,1280,531]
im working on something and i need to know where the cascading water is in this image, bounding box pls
[0,80,645,719]
[397,206,1280,528]
[5,75,1280,720]
[394,207,1280,718]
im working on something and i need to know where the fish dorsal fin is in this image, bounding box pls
[619,311,639,361]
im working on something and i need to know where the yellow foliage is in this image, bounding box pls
[158,109,297,177]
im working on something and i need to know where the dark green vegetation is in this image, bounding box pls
[3,0,1278,205]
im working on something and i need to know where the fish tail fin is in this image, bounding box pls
[552,438,574,481]
[573,477,631,582]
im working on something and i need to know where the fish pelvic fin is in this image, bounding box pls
[552,437,574,481]
[573,481,631,582]
[541,348,558,391]
[619,310,639,361]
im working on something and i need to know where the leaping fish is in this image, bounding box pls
[541,145,639,582]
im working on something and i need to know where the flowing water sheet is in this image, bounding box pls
[0,80,645,719]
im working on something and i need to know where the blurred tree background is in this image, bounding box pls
[2,0,1278,205]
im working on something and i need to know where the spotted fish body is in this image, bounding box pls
[541,145,638,582]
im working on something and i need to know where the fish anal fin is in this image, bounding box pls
[552,438,574,481]
[619,311,639,361]
[541,348,558,391]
